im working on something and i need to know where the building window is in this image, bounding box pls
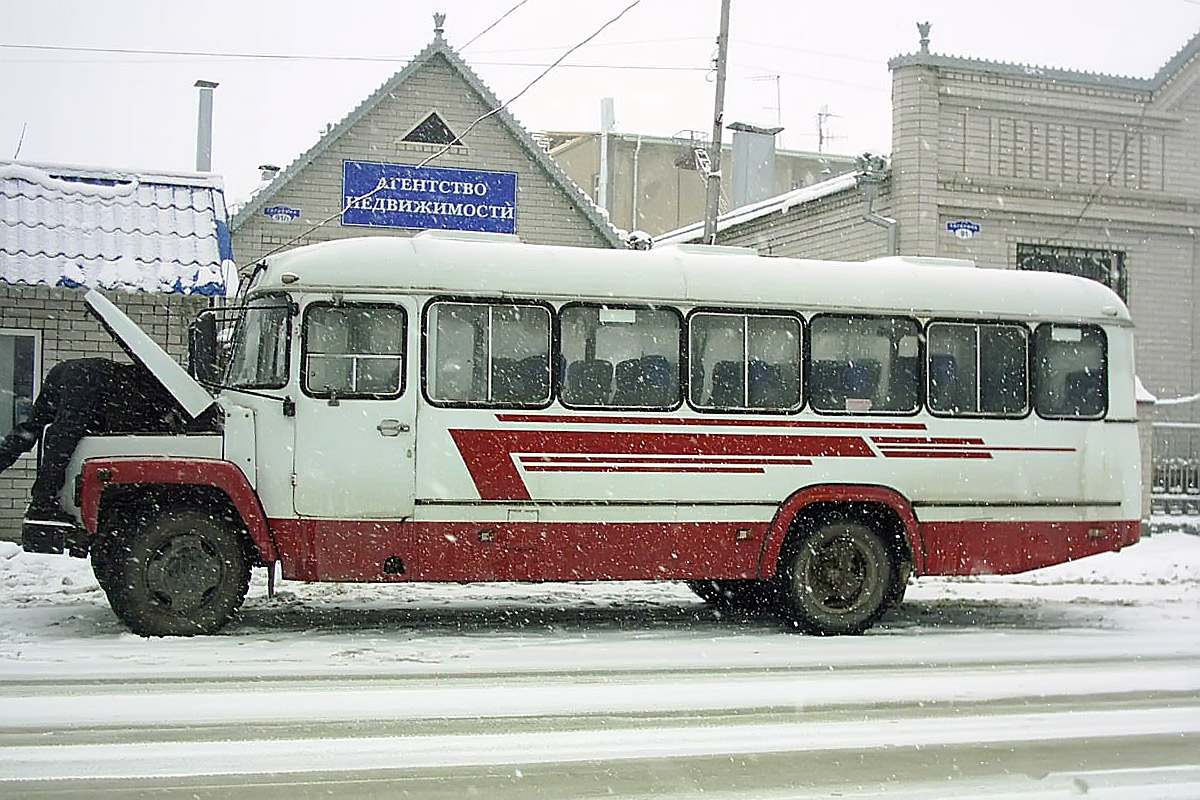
[0,331,39,438]
[1016,244,1127,301]
[402,113,458,145]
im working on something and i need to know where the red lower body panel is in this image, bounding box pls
[269,519,769,583]
[919,520,1140,576]
[267,517,1139,583]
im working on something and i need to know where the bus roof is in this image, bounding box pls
[253,232,1132,325]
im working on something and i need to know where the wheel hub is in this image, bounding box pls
[144,534,223,614]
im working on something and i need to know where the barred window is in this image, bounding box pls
[1017,243,1127,301]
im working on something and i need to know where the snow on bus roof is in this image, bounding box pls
[256,233,1131,325]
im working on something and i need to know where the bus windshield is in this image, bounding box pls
[224,297,291,389]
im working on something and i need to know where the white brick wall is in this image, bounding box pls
[0,286,206,541]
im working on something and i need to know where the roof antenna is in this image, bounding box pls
[12,122,26,159]
[917,21,932,54]
[434,12,446,39]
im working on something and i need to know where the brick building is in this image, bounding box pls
[232,23,622,267]
[661,28,1200,458]
[0,161,233,540]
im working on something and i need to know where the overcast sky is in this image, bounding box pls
[3,0,1198,204]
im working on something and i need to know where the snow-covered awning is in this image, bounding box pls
[0,161,235,296]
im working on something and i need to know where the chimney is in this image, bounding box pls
[729,122,782,209]
[258,164,281,182]
[194,80,218,172]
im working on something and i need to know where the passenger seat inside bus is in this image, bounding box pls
[748,360,796,408]
[709,360,744,406]
[1063,367,1104,416]
[492,356,550,404]
[565,359,613,405]
[613,355,676,407]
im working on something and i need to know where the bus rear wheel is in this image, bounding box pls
[108,506,250,637]
[778,516,893,635]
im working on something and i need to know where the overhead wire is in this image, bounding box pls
[460,0,532,51]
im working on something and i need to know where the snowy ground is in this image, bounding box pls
[1,525,1198,798]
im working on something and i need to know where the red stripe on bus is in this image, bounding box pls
[519,454,814,465]
[871,436,986,445]
[524,465,768,474]
[449,429,874,500]
[878,450,993,459]
[265,517,1138,583]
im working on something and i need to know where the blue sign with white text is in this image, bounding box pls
[342,161,517,233]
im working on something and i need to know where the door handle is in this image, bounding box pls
[377,419,410,437]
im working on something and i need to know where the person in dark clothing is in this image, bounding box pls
[0,358,180,542]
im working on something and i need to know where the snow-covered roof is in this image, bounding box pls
[654,171,860,246]
[889,29,1200,94]
[231,32,625,249]
[0,161,234,296]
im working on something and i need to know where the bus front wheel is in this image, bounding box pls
[778,516,893,635]
[108,506,250,637]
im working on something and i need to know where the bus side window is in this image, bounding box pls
[426,300,551,407]
[927,321,1029,417]
[690,311,801,412]
[560,305,681,409]
[809,315,919,414]
[1033,324,1106,419]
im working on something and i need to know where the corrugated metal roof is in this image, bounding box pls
[0,161,235,295]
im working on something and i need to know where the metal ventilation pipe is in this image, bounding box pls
[856,153,898,256]
[194,80,219,172]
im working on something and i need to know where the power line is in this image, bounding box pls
[461,0,532,51]
[0,43,705,72]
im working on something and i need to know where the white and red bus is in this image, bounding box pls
[51,230,1141,636]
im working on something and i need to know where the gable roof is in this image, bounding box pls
[889,30,1200,94]
[0,161,234,296]
[231,33,625,248]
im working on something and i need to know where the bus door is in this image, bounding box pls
[291,298,416,518]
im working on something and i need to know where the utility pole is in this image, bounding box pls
[702,0,731,245]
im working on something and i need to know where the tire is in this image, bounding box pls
[778,516,894,635]
[883,562,912,610]
[686,579,777,611]
[89,526,121,600]
[107,506,250,637]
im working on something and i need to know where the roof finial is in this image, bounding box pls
[917,21,932,54]
[433,12,446,39]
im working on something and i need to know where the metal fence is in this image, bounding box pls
[1152,422,1200,515]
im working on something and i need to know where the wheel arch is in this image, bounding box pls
[758,484,922,580]
[81,457,278,565]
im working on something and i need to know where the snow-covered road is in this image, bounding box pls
[1,530,1198,798]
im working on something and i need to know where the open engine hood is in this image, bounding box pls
[84,290,216,419]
